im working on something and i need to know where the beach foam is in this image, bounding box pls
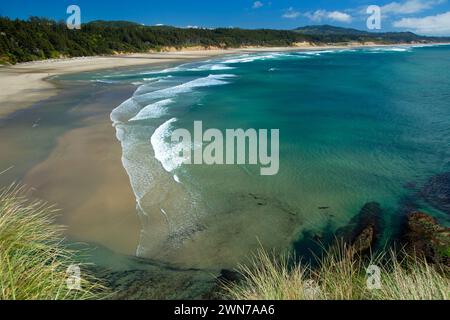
[135,74,236,102]
[110,97,142,125]
[367,47,411,53]
[151,118,189,172]
[111,74,236,125]
[188,63,235,71]
[128,98,174,121]
[221,53,292,64]
[136,62,234,75]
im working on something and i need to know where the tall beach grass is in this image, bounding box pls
[0,184,104,300]
[223,242,450,300]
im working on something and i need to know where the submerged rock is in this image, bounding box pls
[79,244,220,300]
[92,265,218,300]
[420,172,450,215]
[217,269,244,283]
[403,212,450,266]
[336,202,383,254]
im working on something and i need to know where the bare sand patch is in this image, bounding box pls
[23,87,140,255]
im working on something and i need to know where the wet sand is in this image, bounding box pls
[21,84,141,255]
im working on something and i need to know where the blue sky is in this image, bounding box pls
[1,0,450,35]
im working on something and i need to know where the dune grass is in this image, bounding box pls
[223,242,450,300]
[0,184,104,300]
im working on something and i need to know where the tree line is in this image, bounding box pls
[0,17,446,64]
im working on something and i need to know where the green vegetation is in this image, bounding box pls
[0,184,104,300]
[1,17,449,64]
[294,24,449,43]
[222,243,450,300]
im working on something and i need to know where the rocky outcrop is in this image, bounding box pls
[403,212,450,266]
[336,202,383,255]
[420,172,450,215]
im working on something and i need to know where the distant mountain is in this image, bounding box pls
[86,20,142,28]
[295,25,371,36]
[294,25,449,43]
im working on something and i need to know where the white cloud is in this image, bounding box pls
[381,0,445,15]
[305,10,353,23]
[328,11,353,22]
[282,7,300,19]
[252,1,263,9]
[393,11,450,35]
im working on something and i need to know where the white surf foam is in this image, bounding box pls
[110,97,142,125]
[368,47,411,53]
[133,77,176,96]
[151,118,190,172]
[221,53,290,64]
[138,63,235,75]
[112,74,235,125]
[187,63,235,71]
[128,99,174,121]
[301,50,339,56]
[140,66,184,75]
[135,74,236,102]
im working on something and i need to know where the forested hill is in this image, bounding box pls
[0,17,448,64]
[294,25,449,43]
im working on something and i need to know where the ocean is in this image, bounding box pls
[17,44,450,269]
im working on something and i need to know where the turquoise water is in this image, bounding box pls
[64,45,450,268]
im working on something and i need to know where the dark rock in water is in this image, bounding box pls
[402,212,450,266]
[293,222,336,266]
[421,172,450,215]
[352,226,375,254]
[217,269,244,283]
[335,202,383,254]
[92,265,219,300]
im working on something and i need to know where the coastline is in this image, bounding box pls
[0,50,233,119]
[1,42,443,119]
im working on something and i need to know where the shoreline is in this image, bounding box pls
[2,42,447,119]
[0,49,233,119]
